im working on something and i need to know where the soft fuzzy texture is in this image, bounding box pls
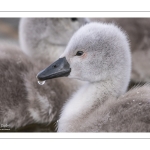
[19,18,88,62]
[52,22,150,132]
[58,84,150,132]
[90,18,150,83]
[0,44,79,129]
[0,18,87,129]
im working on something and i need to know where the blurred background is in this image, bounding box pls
[0,18,150,132]
[0,18,19,44]
[0,18,57,132]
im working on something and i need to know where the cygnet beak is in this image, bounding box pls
[37,57,71,81]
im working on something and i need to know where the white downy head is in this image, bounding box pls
[60,22,131,93]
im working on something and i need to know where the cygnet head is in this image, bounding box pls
[37,22,131,93]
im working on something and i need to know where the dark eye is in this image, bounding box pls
[71,18,78,22]
[76,51,84,56]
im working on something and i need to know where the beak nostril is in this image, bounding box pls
[37,57,71,80]
[53,65,57,68]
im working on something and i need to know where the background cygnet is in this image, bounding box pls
[38,22,150,132]
[0,43,80,131]
[0,18,87,131]
[89,18,150,85]
[19,18,89,62]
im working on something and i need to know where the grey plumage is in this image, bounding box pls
[86,84,150,132]
[61,84,150,132]
[19,18,88,62]
[42,22,150,132]
[0,18,86,129]
[0,44,79,129]
[90,18,150,83]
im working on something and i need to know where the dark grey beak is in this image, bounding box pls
[37,57,71,81]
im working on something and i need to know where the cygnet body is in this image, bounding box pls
[38,22,150,132]
[0,43,80,129]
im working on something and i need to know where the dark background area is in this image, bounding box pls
[0,18,20,43]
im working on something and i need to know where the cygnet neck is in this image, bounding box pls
[58,79,122,132]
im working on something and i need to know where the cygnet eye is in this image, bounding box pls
[71,18,78,22]
[75,51,84,56]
